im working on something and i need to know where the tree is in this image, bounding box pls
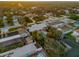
[47,26,62,40]
[31,31,45,47]
[44,37,67,57]
[0,19,4,28]
[69,13,79,20]
[33,16,46,22]
[23,17,32,23]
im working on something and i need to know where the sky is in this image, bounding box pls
[0,0,79,1]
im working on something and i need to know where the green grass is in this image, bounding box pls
[68,13,79,20]
[0,20,4,28]
[9,27,19,32]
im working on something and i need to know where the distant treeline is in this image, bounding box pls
[0,1,79,9]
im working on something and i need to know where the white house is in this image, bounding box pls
[28,23,47,32]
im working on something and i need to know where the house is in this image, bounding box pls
[0,43,43,57]
[0,32,28,47]
[62,18,73,24]
[28,23,47,32]
[55,24,73,34]
[64,9,69,14]
[74,21,79,27]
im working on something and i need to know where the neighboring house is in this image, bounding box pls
[28,23,47,32]
[62,18,75,24]
[64,9,69,14]
[0,33,28,46]
[54,24,73,34]
[0,32,43,57]
[0,43,41,57]
[74,21,79,27]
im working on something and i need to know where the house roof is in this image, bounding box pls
[0,35,21,43]
[28,23,47,32]
[75,21,79,24]
[0,43,37,57]
[76,29,79,33]
[0,33,28,43]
